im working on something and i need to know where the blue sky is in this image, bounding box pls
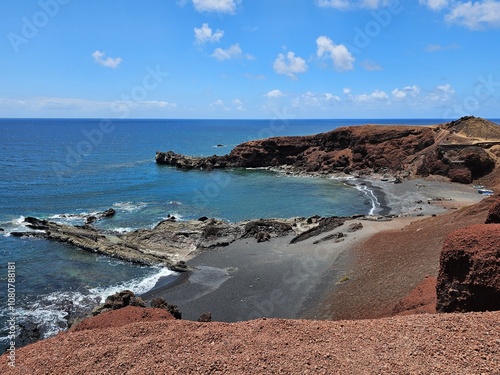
[0,0,499,119]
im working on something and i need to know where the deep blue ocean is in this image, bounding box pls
[0,117,460,347]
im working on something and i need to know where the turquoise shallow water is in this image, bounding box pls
[0,117,460,347]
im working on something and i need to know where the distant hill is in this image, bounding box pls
[445,116,500,141]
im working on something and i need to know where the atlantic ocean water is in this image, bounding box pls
[0,118,446,348]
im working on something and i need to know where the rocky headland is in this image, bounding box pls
[156,116,500,184]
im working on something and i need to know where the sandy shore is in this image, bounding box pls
[142,178,487,322]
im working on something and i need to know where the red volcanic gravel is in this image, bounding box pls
[70,306,174,332]
[2,311,499,374]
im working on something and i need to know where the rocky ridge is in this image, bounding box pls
[12,214,373,268]
[157,116,500,184]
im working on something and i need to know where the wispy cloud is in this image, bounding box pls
[425,43,460,52]
[445,1,500,30]
[317,0,393,10]
[418,0,449,11]
[420,0,500,30]
[192,0,241,14]
[92,50,122,69]
[0,96,177,114]
[316,36,355,72]
[361,59,383,71]
[194,23,224,44]
[273,51,308,79]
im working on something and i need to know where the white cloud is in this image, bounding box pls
[192,0,240,13]
[428,83,455,102]
[392,88,407,100]
[92,50,122,69]
[317,0,392,9]
[265,89,285,98]
[292,91,341,107]
[194,23,224,44]
[316,36,355,72]
[344,88,389,102]
[445,1,500,30]
[232,98,244,111]
[273,51,308,79]
[392,85,421,100]
[210,99,231,111]
[418,0,449,11]
[211,43,253,60]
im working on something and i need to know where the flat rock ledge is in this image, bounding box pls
[12,215,385,269]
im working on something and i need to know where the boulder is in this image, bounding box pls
[485,199,500,224]
[436,224,500,313]
[198,312,212,322]
[255,231,271,243]
[151,297,182,319]
[92,290,146,316]
[448,167,472,184]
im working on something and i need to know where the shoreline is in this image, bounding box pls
[139,177,486,322]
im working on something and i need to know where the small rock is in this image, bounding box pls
[198,313,212,322]
[255,231,271,243]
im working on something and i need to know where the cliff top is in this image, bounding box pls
[444,116,500,141]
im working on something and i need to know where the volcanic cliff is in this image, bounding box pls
[157,116,500,183]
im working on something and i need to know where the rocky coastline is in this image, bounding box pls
[12,213,390,270]
[4,116,500,373]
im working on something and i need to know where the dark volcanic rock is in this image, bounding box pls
[290,217,345,244]
[92,290,146,316]
[198,312,212,322]
[485,199,500,224]
[255,231,271,243]
[436,224,500,313]
[151,297,182,319]
[243,219,293,239]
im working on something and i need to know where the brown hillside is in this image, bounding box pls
[444,116,500,141]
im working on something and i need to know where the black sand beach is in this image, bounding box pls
[140,178,485,322]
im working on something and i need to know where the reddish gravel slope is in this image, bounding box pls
[2,311,499,374]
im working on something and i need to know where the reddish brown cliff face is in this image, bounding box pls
[485,199,500,224]
[157,117,499,183]
[436,224,500,313]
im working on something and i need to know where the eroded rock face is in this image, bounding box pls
[485,199,500,224]
[436,224,500,313]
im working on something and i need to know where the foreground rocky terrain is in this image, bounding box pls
[3,308,499,374]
